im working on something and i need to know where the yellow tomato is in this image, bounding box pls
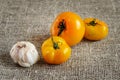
[51,12,85,46]
[41,36,71,64]
[84,18,108,40]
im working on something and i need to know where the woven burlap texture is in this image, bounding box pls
[0,0,120,80]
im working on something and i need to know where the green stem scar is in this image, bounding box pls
[58,20,66,36]
[51,37,59,49]
[89,19,97,26]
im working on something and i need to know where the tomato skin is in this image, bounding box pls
[51,12,85,46]
[41,36,71,64]
[84,18,108,40]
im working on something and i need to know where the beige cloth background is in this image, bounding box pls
[0,0,120,80]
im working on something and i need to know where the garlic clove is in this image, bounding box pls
[10,41,40,67]
[18,61,31,67]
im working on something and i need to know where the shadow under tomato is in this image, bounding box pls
[29,34,50,64]
[82,38,100,42]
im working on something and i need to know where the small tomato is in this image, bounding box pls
[84,18,108,40]
[41,36,71,64]
[51,12,85,46]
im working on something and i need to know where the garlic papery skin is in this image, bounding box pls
[10,41,40,67]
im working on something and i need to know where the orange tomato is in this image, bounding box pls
[51,12,85,46]
[41,36,71,64]
[84,18,108,40]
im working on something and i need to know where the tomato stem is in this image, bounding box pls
[51,37,59,49]
[58,20,66,36]
[89,19,97,26]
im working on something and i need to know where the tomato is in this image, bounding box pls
[41,36,71,64]
[84,18,108,40]
[51,12,85,46]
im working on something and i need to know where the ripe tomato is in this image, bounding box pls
[41,36,71,64]
[51,12,85,46]
[84,18,108,40]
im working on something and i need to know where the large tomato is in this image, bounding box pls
[84,18,108,40]
[51,12,85,46]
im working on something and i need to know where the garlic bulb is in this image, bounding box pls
[10,41,40,67]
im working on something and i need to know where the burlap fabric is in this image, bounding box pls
[0,0,120,80]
